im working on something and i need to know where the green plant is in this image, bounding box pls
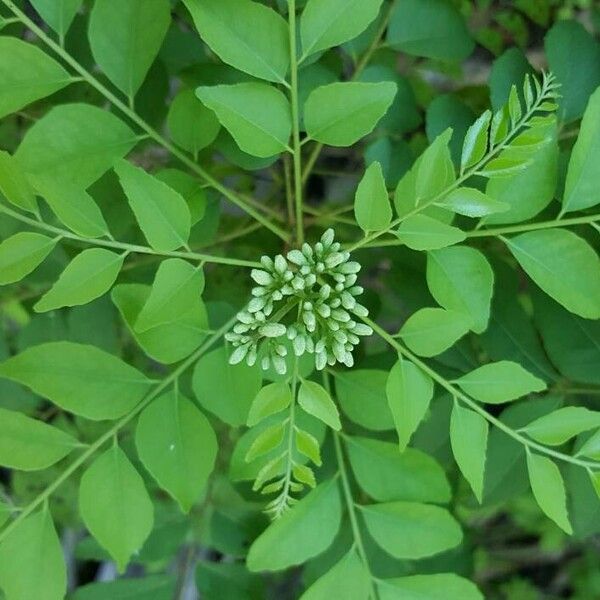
[1,0,600,599]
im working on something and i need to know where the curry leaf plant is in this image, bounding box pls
[1,1,600,599]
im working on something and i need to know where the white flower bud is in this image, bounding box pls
[230,344,249,365]
[274,254,287,274]
[251,269,273,285]
[287,249,306,265]
[259,323,286,338]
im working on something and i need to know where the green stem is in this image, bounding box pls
[0,318,236,544]
[364,316,600,471]
[0,0,290,244]
[0,203,262,269]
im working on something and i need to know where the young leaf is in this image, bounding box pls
[450,402,488,502]
[247,479,341,572]
[182,0,289,84]
[377,574,484,600]
[245,422,286,463]
[197,83,291,158]
[439,187,509,218]
[359,501,463,559]
[354,161,392,233]
[304,82,397,147]
[115,160,191,252]
[0,150,37,214]
[298,380,341,430]
[526,451,572,534]
[0,232,57,285]
[523,407,600,446]
[505,229,600,320]
[456,361,546,404]
[247,382,293,427]
[577,429,600,461]
[415,129,455,203]
[396,214,466,251]
[88,0,170,98]
[0,342,152,420]
[79,444,154,572]
[461,110,491,171]
[30,0,83,39]
[399,307,471,357]
[35,248,125,313]
[426,245,494,333]
[0,508,66,600]
[0,37,72,119]
[295,428,322,467]
[135,392,217,513]
[386,357,434,451]
[0,407,78,471]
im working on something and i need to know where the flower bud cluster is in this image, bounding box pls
[226,229,372,374]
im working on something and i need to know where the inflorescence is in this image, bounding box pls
[226,229,372,374]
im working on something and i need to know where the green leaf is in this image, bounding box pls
[80,444,154,572]
[193,346,262,426]
[489,48,534,111]
[0,232,57,285]
[577,429,600,461]
[0,150,37,214]
[562,88,600,213]
[396,214,465,251]
[505,229,600,320]
[156,169,207,225]
[182,0,289,84]
[16,103,137,189]
[461,110,491,171]
[135,391,217,513]
[0,341,152,420]
[300,548,371,600]
[415,129,455,204]
[300,0,383,59]
[0,37,72,119]
[88,0,170,98]
[387,0,474,61]
[247,382,292,427]
[346,436,450,503]
[298,380,341,430]
[359,501,462,559]
[440,187,509,218]
[304,82,397,147]
[523,407,600,446]
[295,428,322,467]
[0,407,78,471]
[456,360,546,404]
[30,0,83,39]
[115,160,191,252]
[354,161,392,233]
[426,245,494,333]
[399,307,471,357]
[450,402,488,502]
[71,576,176,600]
[526,451,572,534]
[247,479,341,572]
[0,508,66,600]
[35,248,124,313]
[134,259,204,333]
[386,357,434,451]
[245,422,285,462]
[378,574,484,600]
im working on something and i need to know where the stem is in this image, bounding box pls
[364,316,600,471]
[0,0,290,244]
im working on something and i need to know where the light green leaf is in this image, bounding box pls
[16,104,137,189]
[296,429,322,467]
[524,407,600,446]
[298,380,341,430]
[247,479,341,572]
[426,245,494,333]
[155,169,207,225]
[360,501,462,559]
[304,82,397,147]
[0,407,78,471]
[461,110,491,171]
[505,229,600,320]
[526,451,572,534]
[396,214,465,251]
[115,160,191,252]
[378,574,484,600]
[399,307,471,357]
[346,436,450,503]
[0,341,152,420]
[415,129,455,204]
[193,346,262,426]
[0,503,9,529]
[0,232,57,285]
[456,360,546,404]
[30,0,83,39]
[577,429,600,461]
[354,161,392,233]
[135,392,217,513]
[182,0,289,84]
[386,357,434,451]
[300,0,383,59]
[71,576,176,600]
[79,444,154,572]
[247,382,292,427]
[0,150,37,214]
[450,402,488,502]
[440,187,509,218]
[89,0,170,97]
[245,422,285,462]
[0,508,66,600]
[0,37,72,119]
[35,248,124,313]
[197,83,291,158]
